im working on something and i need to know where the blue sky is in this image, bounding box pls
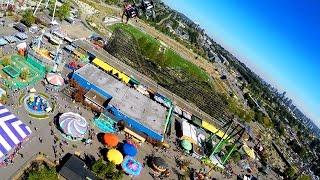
[163,0,320,127]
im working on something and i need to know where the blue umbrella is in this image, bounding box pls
[122,143,138,157]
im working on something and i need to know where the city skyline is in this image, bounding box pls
[163,0,320,127]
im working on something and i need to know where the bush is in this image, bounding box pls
[21,10,35,27]
[27,164,58,180]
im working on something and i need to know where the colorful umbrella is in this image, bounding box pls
[242,144,255,159]
[107,149,123,165]
[121,156,142,176]
[58,112,88,138]
[103,133,119,147]
[122,143,138,157]
[46,73,64,86]
[181,139,192,151]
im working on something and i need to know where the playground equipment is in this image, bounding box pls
[207,120,246,167]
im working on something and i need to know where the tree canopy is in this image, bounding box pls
[21,10,35,27]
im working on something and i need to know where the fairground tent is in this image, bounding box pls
[46,73,64,86]
[0,104,32,159]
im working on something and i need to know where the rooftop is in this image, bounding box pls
[58,155,98,180]
[75,64,167,135]
[84,89,108,107]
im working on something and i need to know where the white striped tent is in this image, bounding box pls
[0,104,32,159]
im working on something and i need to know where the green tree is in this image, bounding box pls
[20,68,29,80]
[298,175,311,180]
[27,165,58,180]
[112,171,124,180]
[21,10,35,27]
[2,57,12,66]
[284,166,296,178]
[278,123,285,135]
[91,159,116,179]
[56,2,71,20]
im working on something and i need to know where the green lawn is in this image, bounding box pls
[109,23,210,81]
[109,23,158,44]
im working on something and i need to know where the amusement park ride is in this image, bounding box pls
[207,120,249,168]
[33,0,59,25]
[122,0,156,23]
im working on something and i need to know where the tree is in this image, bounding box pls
[56,2,71,20]
[284,166,296,178]
[91,159,117,179]
[298,175,311,180]
[20,68,29,80]
[2,57,12,66]
[111,170,124,180]
[27,164,58,180]
[21,10,35,27]
[0,94,8,104]
[73,86,86,102]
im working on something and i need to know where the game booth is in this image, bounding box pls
[0,104,32,166]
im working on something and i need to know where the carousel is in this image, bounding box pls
[23,88,52,116]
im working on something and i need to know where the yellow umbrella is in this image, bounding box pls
[242,144,255,159]
[107,149,123,165]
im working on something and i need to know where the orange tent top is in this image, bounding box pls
[103,133,119,147]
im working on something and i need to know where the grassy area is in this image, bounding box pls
[29,113,49,119]
[109,23,158,43]
[109,23,210,82]
[107,24,228,119]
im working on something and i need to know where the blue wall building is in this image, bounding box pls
[71,66,166,142]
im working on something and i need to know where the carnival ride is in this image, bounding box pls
[33,0,59,25]
[121,0,156,23]
[137,0,155,20]
[24,93,51,115]
[207,120,249,168]
[58,112,88,140]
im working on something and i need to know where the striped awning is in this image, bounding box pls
[0,104,32,159]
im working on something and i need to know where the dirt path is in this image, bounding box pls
[156,13,172,25]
